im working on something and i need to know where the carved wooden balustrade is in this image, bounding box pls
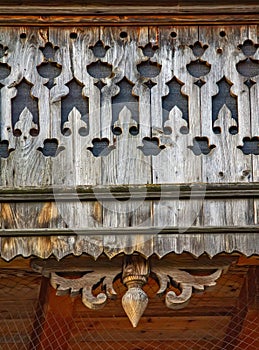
[0,25,258,260]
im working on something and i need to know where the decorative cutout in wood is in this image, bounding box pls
[236,58,259,78]
[94,80,106,91]
[0,26,259,183]
[138,137,165,156]
[162,77,189,130]
[61,79,89,136]
[212,77,238,134]
[237,39,259,83]
[112,77,139,130]
[189,41,208,57]
[0,43,8,58]
[140,43,158,58]
[87,61,112,79]
[238,137,259,155]
[137,60,161,78]
[37,138,64,157]
[189,137,216,156]
[37,42,62,89]
[238,39,259,56]
[187,59,211,78]
[90,40,110,58]
[87,138,115,157]
[144,80,156,90]
[11,79,39,136]
[0,140,13,158]
[0,62,10,80]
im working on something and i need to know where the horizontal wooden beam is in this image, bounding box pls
[0,14,258,26]
[1,183,259,201]
[0,226,259,237]
[0,1,258,15]
[31,253,235,276]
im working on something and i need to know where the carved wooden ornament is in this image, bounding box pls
[49,255,223,327]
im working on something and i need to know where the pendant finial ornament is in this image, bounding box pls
[121,255,150,327]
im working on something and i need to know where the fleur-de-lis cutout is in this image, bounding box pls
[113,106,138,136]
[238,39,259,57]
[39,42,59,61]
[37,42,62,89]
[188,137,216,155]
[140,43,159,57]
[189,41,208,57]
[138,137,165,156]
[238,137,259,155]
[87,138,115,157]
[236,39,259,79]
[213,104,238,135]
[89,40,110,58]
[37,139,65,157]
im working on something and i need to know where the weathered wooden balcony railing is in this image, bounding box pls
[0,25,258,260]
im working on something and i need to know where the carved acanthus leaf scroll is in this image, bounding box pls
[152,267,222,310]
[50,267,119,310]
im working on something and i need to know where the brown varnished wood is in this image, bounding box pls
[237,255,259,266]
[0,0,258,16]
[31,282,74,350]
[0,258,257,348]
[0,14,258,26]
[29,276,49,350]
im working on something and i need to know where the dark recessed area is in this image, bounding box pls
[120,31,128,38]
[70,32,78,39]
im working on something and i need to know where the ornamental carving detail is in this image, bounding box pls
[47,255,223,327]
[0,26,257,186]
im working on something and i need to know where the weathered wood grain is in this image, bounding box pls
[0,25,258,260]
[0,1,258,16]
[199,25,251,183]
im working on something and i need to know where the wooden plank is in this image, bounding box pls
[0,319,34,335]
[237,255,259,266]
[235,310,259,350]
[2,183,259,201]
[30,283,74,350]
[69,316,231,341]
[250,25,259,183]
[68,340,224,350]
[202,199,254,226]
[222,268,250,349]
[0,270,41,301]
[0,1,258,15]
[0,227,258,259]
[199,25,251,183]
[0,225,259,236]
[0,301,38,320]
[0,256,32,269]
[0,15,259,26]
